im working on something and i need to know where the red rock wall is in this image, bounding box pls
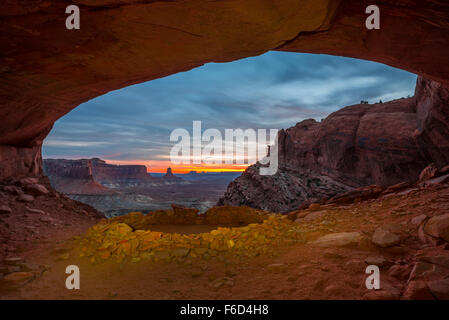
[92,162,151,182]
[218,77,449,212]
[414,77,449,167]
[1,1,449,180]
[0,145,43,181]
[43,158,150,182]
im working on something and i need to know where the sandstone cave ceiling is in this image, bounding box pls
[1,0,449,179]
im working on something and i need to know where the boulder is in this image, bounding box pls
[18,177,39,186]
[17,194,34,203]
[382,182,413,195]
[427,278,449,300]
[439,165,449,175]
[1,272,34,286]
[3,185,23,195]
[424,214,449,242]
[171,204,199,224]
[3,257,24,265]
[372,227,401,248]
[0,205,12,214]
[402,281,435,300]
[327,185,384,205]
[365,256,388,268]
[309,232,362,248]
[363,282,402,300]
[267,263,287,273]
[408,262,449,282]
[219,78,449,212]
[299,211,327,223]
[419,163,439,182]
[23,184,49,196]
[25,207,46,215]
[411,214,427,226]
[387,264,411,281]
[418,254,449,268]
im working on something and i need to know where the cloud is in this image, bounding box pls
[42,51,417,171]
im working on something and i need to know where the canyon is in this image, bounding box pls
[1,0,449,300]
[219,77,449,212]
[43,158,237,217]
[1,1,449,182]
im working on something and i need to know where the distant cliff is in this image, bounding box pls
[219,77,449,213]
[43,158,183,194]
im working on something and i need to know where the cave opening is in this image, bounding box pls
[40,51,417,219]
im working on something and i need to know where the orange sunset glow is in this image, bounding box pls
[104,159,248,173]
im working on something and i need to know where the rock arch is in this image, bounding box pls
[1,0,449,179]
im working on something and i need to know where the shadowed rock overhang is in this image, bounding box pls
[0,0,449,179]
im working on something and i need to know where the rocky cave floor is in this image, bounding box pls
[1,176,449,299]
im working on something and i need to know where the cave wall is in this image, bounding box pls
[218,77,449,213]
[1,0,449,180]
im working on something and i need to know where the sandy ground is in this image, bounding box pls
[1,183,449,300]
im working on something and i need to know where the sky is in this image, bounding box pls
[42,51,417,173]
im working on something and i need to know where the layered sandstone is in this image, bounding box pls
[43,158,112,194]
[1,1,449,180]
[43,158,183,194]
[219,77,449,213]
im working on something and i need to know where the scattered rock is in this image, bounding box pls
[324,251,345,260]
[382,182,412,195]
[18,178,39,186]
[171,248,190,258]
[3,257,24,265]
[439,165,449,175]
[364,283,401,300]
[57,253,70,261]
[327,185,384,205]
[39,216,54,224]
[365,256,388,268]
[372,227,401,248]
[419,163,439,182]
[3,185,23,195]
[310,232,362,248]
[209,277,234,288]
[411,214,427,226]
[191,271,203,278]
[51,247,72,255]
[2,271,34,286]
[24,184,49,196]
[17,194,34,203]
[387,264,411,281]
[0,205,12,214]
[308,203,321,211]
[16,262,44,272]
[301,211,326,222]
[324,284,347,296]
[418,254,449,268]
[427,278,449,300]
[424,213,449,242]
[267,263,286,273]
[402,280,435,300]
[408,262,449,282]
[0,265,20,273]
[25,207,46,215]
[154,251,170,261]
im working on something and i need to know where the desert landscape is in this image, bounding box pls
[1,0,449,303]
[42,158,238,217]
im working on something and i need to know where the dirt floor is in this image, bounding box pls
[1,180,449,300]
